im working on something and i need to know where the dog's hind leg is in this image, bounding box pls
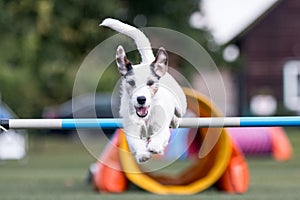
[170,105,183,128]
[170,115,180,128]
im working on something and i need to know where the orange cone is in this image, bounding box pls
[93,131,128,193]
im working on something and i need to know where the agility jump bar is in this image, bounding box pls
[1,116,300,130]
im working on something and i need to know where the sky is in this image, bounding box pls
[192,0,279,45]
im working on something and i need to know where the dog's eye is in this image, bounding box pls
[127,80,135,86]
[147,80,155,86]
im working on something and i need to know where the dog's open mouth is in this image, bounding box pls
[135,106,150,118]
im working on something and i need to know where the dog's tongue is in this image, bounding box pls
[136,106,149,117]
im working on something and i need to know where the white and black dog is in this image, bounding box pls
[101,18,187,162]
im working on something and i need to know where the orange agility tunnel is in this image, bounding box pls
[92,88,249,194]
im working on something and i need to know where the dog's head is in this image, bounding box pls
[116,45,168,118]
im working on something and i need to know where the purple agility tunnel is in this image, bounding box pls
[226,127,293,161]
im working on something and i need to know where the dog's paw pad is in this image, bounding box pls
[148,149,163,155]
[135,152,151,163]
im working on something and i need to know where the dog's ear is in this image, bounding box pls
[151,47,168,78]
[116,45,132,76]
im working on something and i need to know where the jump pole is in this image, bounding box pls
[2,116,300,130]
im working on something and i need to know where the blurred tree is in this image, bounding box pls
[0,0,123,117]
[0,0,220,118]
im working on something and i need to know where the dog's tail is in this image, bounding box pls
[100,18,155,63]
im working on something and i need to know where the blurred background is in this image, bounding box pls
[0,0,212,118]
[1,0,299,119]
[1,0,300,199]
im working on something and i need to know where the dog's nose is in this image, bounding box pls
[137,96,146,105]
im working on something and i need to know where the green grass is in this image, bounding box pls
[0,128,300,200]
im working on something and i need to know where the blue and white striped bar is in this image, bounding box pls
[179,116,300,128]
[2,116,300,130]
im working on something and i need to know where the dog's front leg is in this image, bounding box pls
[126,135,151,162]
[124,123,151,163]
[146,104,172,154]
[147,125,170,155]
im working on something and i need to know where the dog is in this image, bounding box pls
[101,18,187,162]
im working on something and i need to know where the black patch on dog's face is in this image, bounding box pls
[146,69,159,95]
[126,78,135,87]
[124,68,133,77]
[126,62,133,72]
[123,69,136,95]
[146,79,155,86]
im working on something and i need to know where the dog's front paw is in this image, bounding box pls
[147,139,165,155]
[135,151,151,163]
